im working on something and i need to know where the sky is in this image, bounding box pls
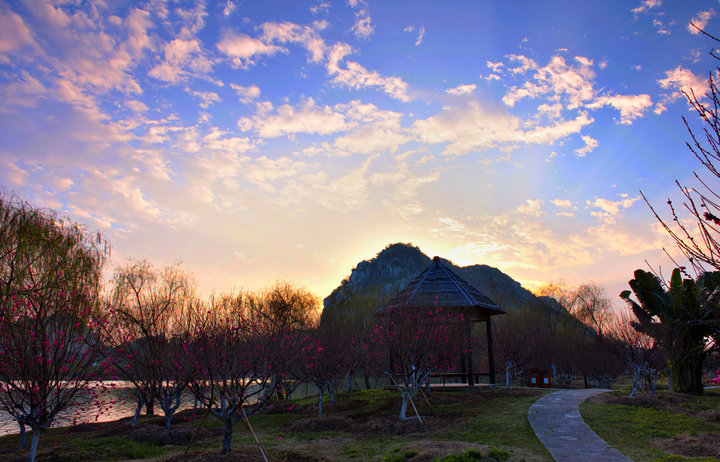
[1,0,719,305]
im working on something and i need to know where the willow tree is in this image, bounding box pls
[0,193,109,462]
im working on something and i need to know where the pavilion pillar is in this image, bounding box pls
[486,316,496,385]
[465,320,475,387]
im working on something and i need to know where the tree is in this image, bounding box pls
[187,294,272,456]
[245,281,320,409]
[620,268,720,394]
[607,310,664,397]
[279,328,348,418]
[371,307,466,420]
[0,193,109,462]
[642,28,720,352]
[572,283,613,338]
[492,310,545,387]
[108,260,197,428]
[537,281,612,336]
[245,280,319,335]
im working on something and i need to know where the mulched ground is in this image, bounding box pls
[655,434,720,459]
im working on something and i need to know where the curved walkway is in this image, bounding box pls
[528,389,632,462]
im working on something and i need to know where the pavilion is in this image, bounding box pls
[375,256,505,386]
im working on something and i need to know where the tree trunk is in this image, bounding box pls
[132,397,143,427]
[328,381,336,403]
[18,421,26,448]
[221,417,233,455]
[399,394,409,420]
[671,353,705,394]
[630,366,640,398]
[648,373,656,397]
[316,384,324,419]
[363,372,371,390]
[29,429,41,462]
[145,397,154,415]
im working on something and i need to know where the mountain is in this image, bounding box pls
[320,242,565,327]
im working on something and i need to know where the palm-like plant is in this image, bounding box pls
[620,268,720,394]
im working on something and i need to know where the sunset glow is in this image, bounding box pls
[1,0,716,300]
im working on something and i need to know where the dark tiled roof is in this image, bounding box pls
[376,256,504,316]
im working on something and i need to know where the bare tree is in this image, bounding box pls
[607,310,664,397]
[245,280,319,335]
[572,283,613,337]
[108,260,197,428]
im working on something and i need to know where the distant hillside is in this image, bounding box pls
[320,242,565,328]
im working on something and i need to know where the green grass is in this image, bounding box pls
[70,435,166,460]
[439,391,552,458]
[580,390,720,462]
[0,387,551,461]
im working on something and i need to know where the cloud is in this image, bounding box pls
[631,0,661,15]
[216,31,286,68]
[175,0,208,40]
[230,83,261,102]
[586,94,653,124]
[126,100,149,112]
[405,25,425,46]
[330,114,409,155]
[237,97,349,138]
[689,9,715,34]
[326,43,411,101]
[493,54,653,124]
[0,70,46,109]
[223,1,236,17]
[351,9,374,39]
[551,199,576,209]
[502,55,595,110]
[586,195,640,223]
[125,8,154,58]
[187,89,221,108]
[574,134,598,157]
[1,159,30,186]
[412,101,593,156]
[310,2,330,14]
[149,38,213,82]
[658,66,708,99]
[0,9,39,63]
[259,21,327,63]
[652,18,671,35]
[446,84,477,95]
[517,199,545,217]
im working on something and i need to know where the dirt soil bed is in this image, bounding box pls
[655,434,720,459]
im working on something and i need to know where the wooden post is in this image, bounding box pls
[486,316,496,385]
[465,320,475,387]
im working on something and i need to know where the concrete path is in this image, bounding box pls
[528,389,632,462]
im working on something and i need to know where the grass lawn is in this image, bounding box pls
[580,388,720,462]
[0,387,552,462]
[5,384,717,461]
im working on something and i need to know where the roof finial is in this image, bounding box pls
[433,256,440,262]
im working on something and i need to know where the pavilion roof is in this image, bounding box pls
[375,256,504,317]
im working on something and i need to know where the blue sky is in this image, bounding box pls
[1,0,718,303]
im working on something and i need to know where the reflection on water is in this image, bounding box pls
[0,383,199,436]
